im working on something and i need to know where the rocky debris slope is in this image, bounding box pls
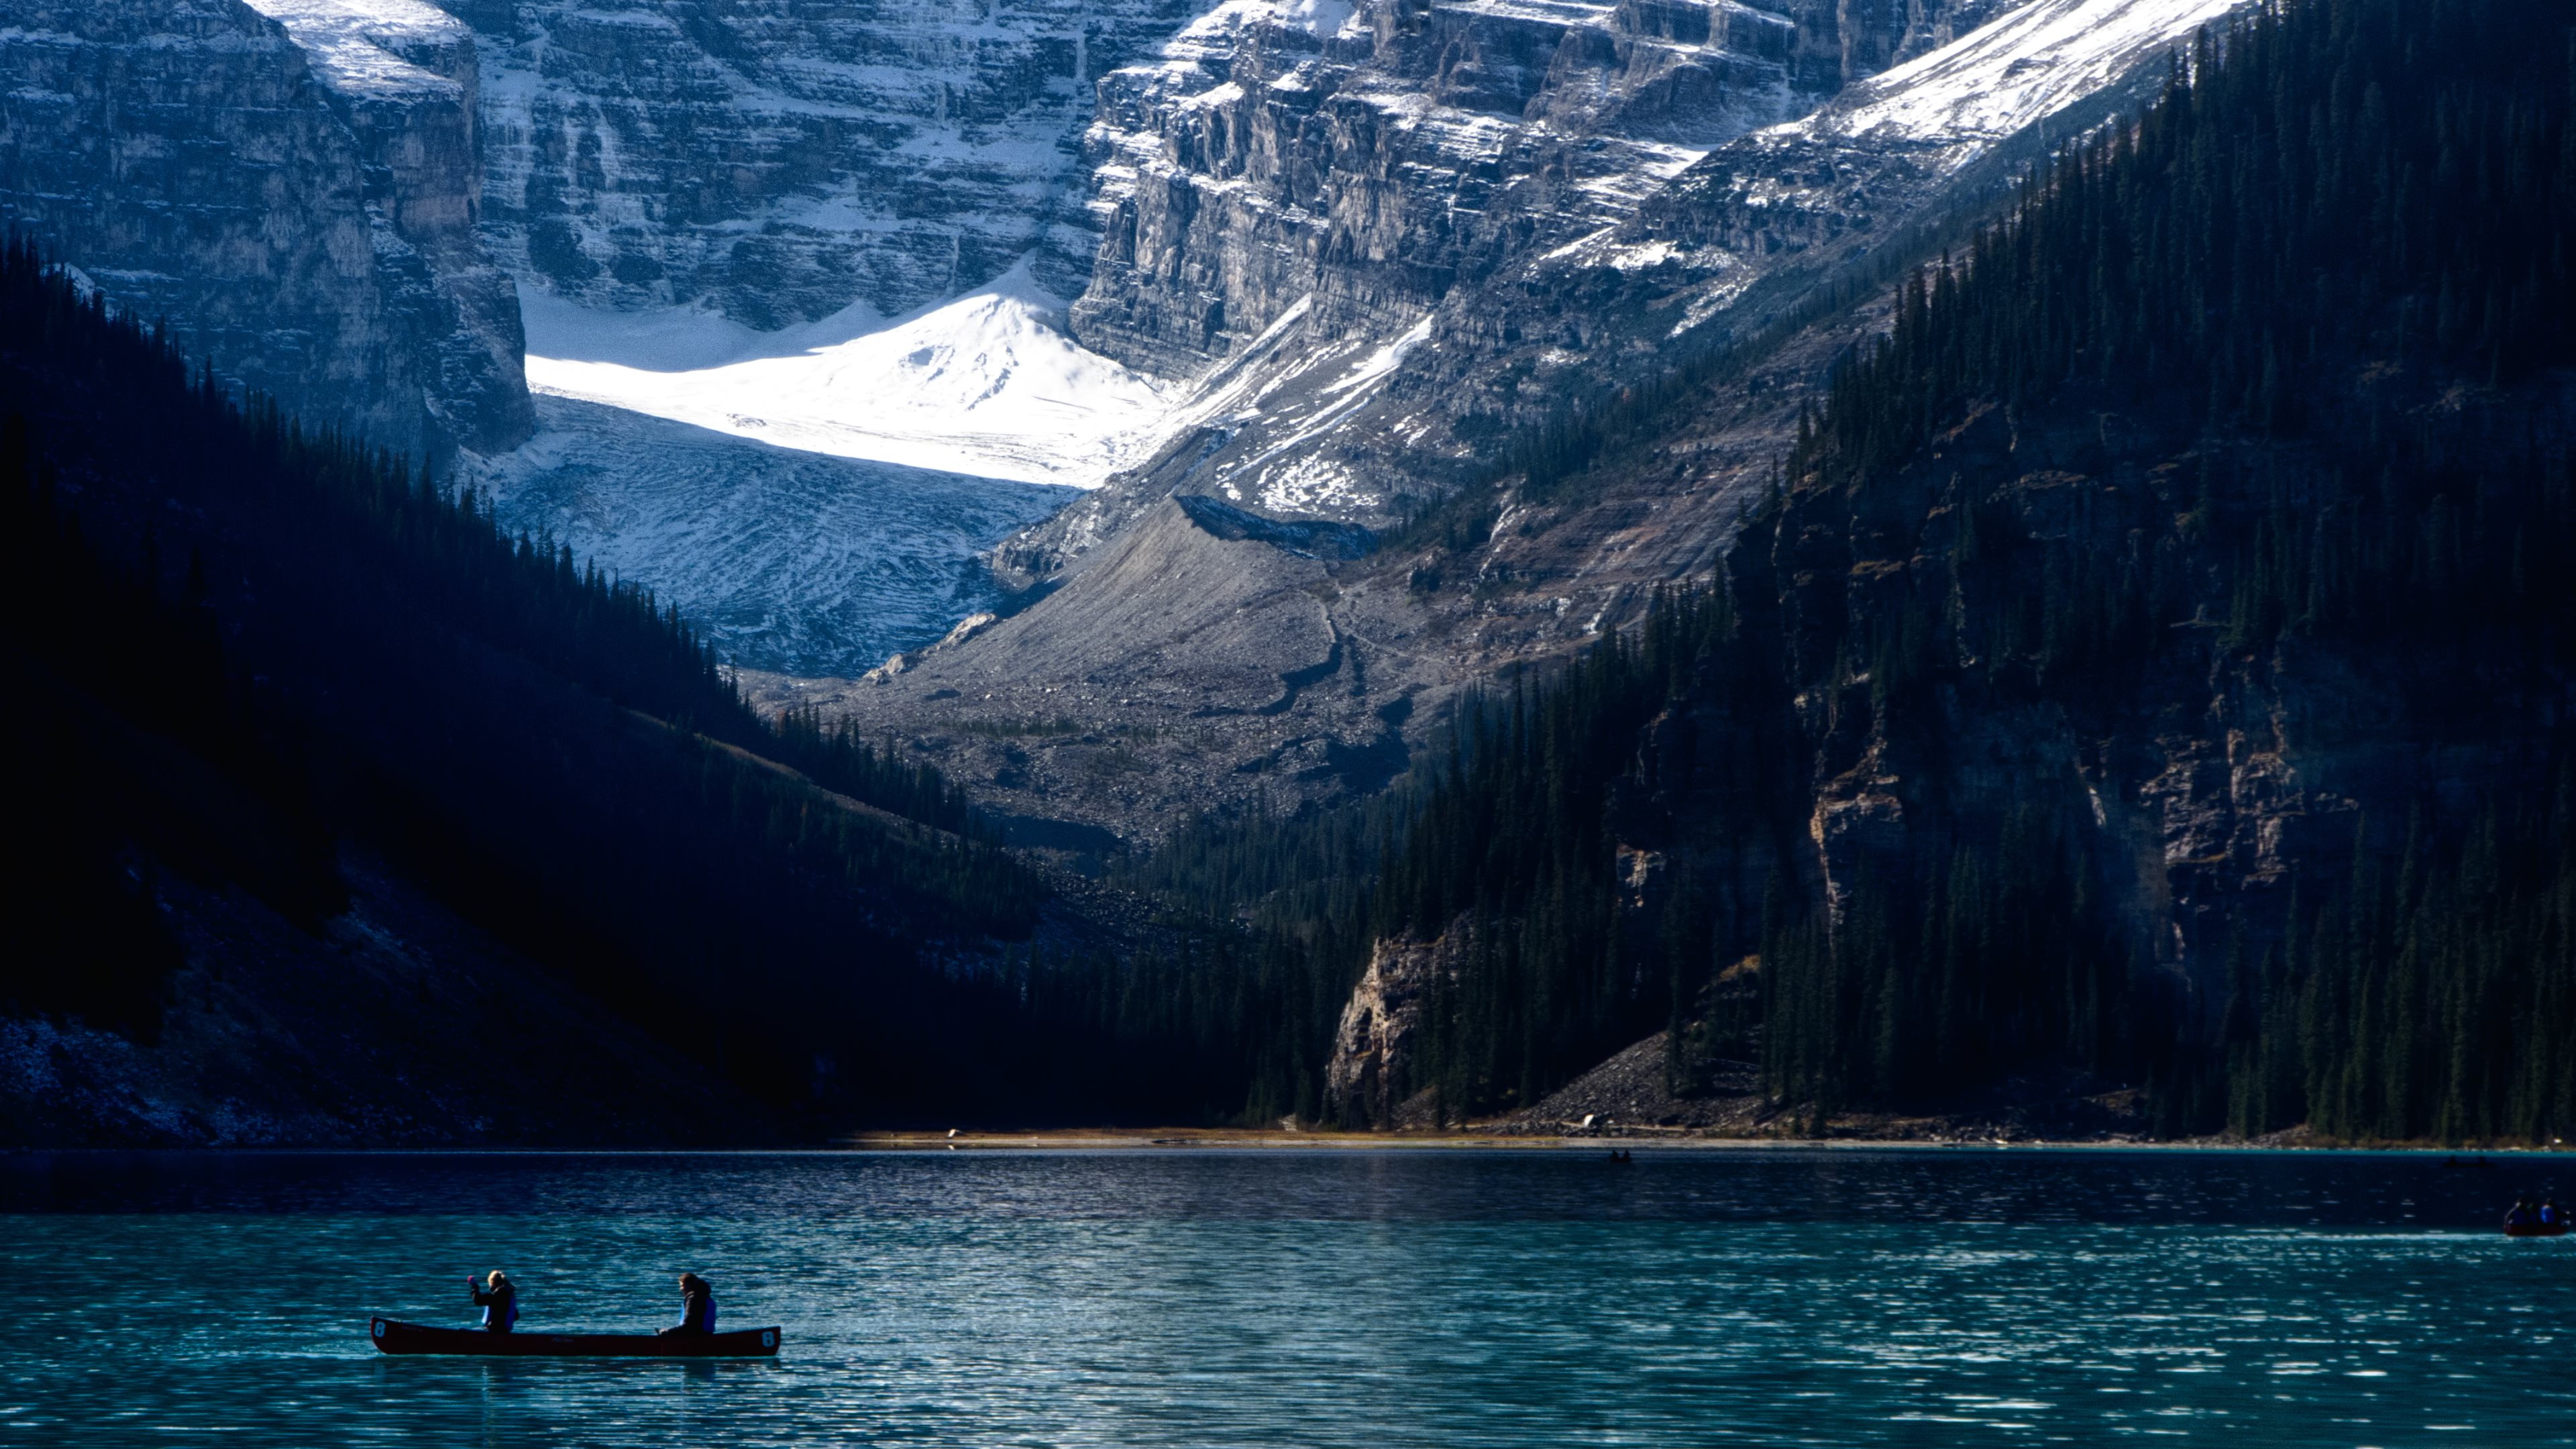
[1505,1031,1762,1132]
[1487,1031,2146,1138]
[773,491,1424,833]
[0,853,775,1146]
[0,0,531,456]
[445,0,1205,329]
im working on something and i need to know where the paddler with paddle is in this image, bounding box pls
[658,1273,717,1336]
[467,1270,519,1334]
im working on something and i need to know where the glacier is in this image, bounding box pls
[478,258,1161,676]
[520,260,1177,489]
[476,396,1075,679]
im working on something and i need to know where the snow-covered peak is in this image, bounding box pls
[521,260,1176,489]
[1797,0,2245,149]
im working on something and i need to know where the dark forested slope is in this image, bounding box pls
[0,252,1063,1142]
[1086,0,2576,1142]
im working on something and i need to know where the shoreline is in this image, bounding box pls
[836,1127,2574,1154]
[2,1134,2563,1157]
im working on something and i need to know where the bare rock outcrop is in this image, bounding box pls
[1324,933,1454,1124]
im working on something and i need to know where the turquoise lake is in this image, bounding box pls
[3,1148,2570,1445]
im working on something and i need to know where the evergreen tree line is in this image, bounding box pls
[1801,0,2573,482]
[1083,0,2576,1140]
[1368,589,1739,1117]
[2225,802,2576,1144]
[773,705,987,840]
[1752,0,2576,1133]
[1083,792,1397,1122]
[3,418,335,1038]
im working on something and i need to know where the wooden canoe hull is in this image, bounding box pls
[2504,1222,2569,1238]
[369,1317,781,1357]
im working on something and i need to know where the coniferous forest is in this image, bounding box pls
[0,246,1065,1119]
[1058,0,2576,1142]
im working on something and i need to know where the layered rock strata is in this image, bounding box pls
[445,0,1206,327]
[0,0,531,456]
[1072,0,2005,379]
[1004,0,2029,580]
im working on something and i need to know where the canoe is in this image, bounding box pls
[2503,1221,2569,1238]
[369,1317,781,1357]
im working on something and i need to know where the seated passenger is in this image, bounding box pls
[658,1273,717,1336]
[468,1271,519,1334]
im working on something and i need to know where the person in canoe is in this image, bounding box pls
[657,1273,716,1337]
[468,1270,519,1334]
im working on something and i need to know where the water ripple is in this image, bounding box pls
[1,1149,2570,1446]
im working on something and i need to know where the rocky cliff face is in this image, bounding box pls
[443,0,1204,328]
[999,0,2204,586]
[1324,933,1452,1124]
[1023,0,1909,554]
[1071,0,2004,378]
[0,0,532,457]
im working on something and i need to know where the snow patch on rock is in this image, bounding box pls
[1799,0,2245,153]
[237,0,467,100]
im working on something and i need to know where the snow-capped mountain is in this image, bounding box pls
[0,0,2255,690]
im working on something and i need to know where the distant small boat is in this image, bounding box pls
[2503,1221,2568,1239]
[369,1317,782,1357]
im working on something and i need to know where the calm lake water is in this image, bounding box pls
[3,1148,2569,1446]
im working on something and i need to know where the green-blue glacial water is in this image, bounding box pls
[3,1148,2569,1446]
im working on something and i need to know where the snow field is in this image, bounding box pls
[520,258,1178,490]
